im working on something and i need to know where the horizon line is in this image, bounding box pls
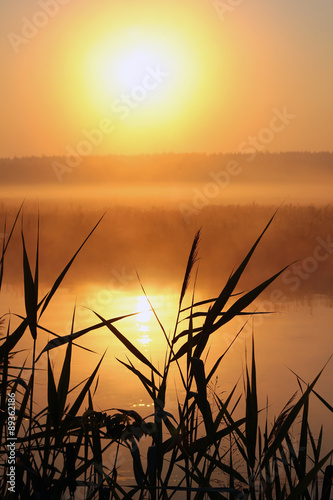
[1,150,333,161]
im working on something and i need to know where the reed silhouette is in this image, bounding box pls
[0,205,332,499]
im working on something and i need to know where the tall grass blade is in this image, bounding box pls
[206,320,249,384]
[15,374,32,435]
[0,222,6,293]
[272,451,281,500]
[186,282,196,377]
[130,439,145,488]
[191,357,214,438]
[47,352,59,430]
[173,264,290,362]
[285,450,333,500]
[177,417,246,458]
[57,332,73,417]
[93,310,162,377]
[208,264,290,334]
[288,367,333,413]
[245,335,257,471]
[116,357,155,400]
[261,359,331,469]
[65,351,106,422]
[39,212,105,317]
[36,311,138,361]
[22,231,38,339]
[278,443,293,493]
[202,452,247,484]
[213,382,240,431]
[179,229,200,307]
[202,210,278,329]
[0,202,23,291]
[88,391,103,495]
[298,395,309,480]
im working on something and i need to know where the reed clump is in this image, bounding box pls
[0,205,332,499]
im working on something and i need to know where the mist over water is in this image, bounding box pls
[1,199,332,298]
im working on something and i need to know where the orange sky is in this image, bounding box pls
[1,0,333,158]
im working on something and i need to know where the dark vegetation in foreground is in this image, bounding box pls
[0,204,332,499]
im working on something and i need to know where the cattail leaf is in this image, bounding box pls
[0,222,6,292]
[130,439,145,488]
[174,310,270,345]
[93,310,162,378]
[285,432,303,482]
[316,426,323,462]
[213,382,239,431]
[298,394,309,479]
[0,202,23,291]
[278,444,293,492]
[22,231,37,339]
[0,318,28,362]
[203,210,278,331]
[213,265,290,332]
[186,282,196,376]
[190,357,214,439]
[65,351,106,422]
[261,358,331,469]
[65,443,77,495]
[57,336,72,417]
[177,417,246,459]
[202,453,247,485]
[194,264,290,359]
[88,390,103,485]
[36,311,137,361]
[272,451,281,499]
[288,367,333,413]
[179,229,200,307]
[35,212,39,304]
[47,353,59,430]
[39,213,105,318]
[284,450,333,500]
[245,335,258,471]
[15,374,32,435]
[207,321,249,384]
[0,323,10,417]
[116,357,155,400]
[147,445,157,488]
[173,263,290,363]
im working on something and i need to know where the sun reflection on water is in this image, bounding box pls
[136,295,153,347]
[131,400,154,408]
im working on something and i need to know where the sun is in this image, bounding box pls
[55,2,231,153]
[86,28,195,120]
[96,42,170,92]
[136,296,152,324]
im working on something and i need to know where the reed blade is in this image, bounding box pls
[93,310,162,378]
[39,212,106,317]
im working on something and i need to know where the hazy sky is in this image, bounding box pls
[1,0,333,158]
